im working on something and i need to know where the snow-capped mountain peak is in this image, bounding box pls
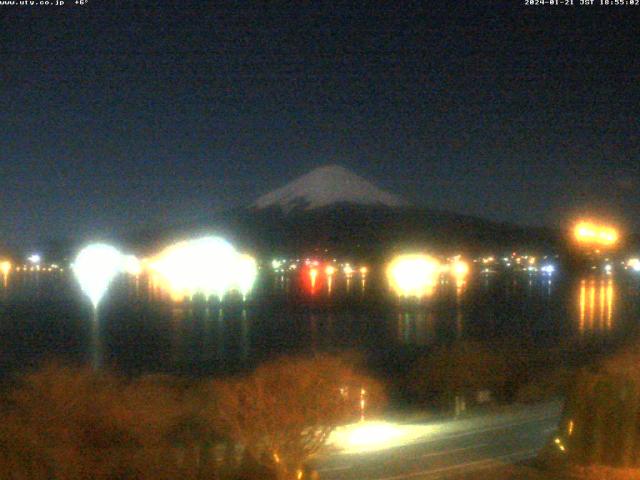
[252,165,409,212]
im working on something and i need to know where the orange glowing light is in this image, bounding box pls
[574,221,619,247]
[451,259,469,281]
[579,280,585,332]
[606,280,613,328]
[577,277,615,334]
[310,268,318,290]
[0,260,11,277]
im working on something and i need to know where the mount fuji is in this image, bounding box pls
[252,165,409,212]
[121,165,558,257]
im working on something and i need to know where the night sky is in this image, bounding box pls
[1,1,639,249]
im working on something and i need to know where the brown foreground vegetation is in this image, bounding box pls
[523,344,640,480]
[4,340,640,480]
[551,344,640,471]
[0,355,384,480]
[405,339,573,411]
[457,463,640,480]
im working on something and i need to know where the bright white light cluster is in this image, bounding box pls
[387,254,440,298]
[122,255,142,276]
[73,243,126,309]
[627,258,640,272]
[73,236,257,308]
[149,236,257,301]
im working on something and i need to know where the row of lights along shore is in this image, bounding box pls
[0,218,635,306]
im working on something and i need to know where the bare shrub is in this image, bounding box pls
[205,354,386,480]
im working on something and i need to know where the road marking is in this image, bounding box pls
[415,414,558,445]
[319,444,539,478]
[426,448,541,480]
[373,447,539,480]
[318,464,353,473]
[315,410,560,477]
[319,441,522,474]
[419,442,490,459]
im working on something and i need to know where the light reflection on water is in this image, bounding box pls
[578,277,615,335]
[397,312,436,346]
[0,269,638,377]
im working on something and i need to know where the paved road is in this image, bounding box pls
[312,401,562,480]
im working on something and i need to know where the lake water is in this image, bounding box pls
[1,267,639,381]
